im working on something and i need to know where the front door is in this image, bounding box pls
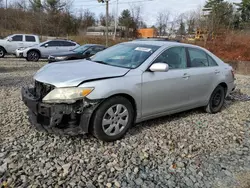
[6,35,24,53]
[142,47,192,117]
[41,41,61,57]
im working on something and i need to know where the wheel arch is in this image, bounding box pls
[0,46,7,53]
[218,82,228,95]
[27,49,41,57]
[88,93,138,133]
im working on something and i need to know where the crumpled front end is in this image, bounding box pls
[21,81,101,136]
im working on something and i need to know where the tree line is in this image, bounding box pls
[155,0,250,38]
[0,0,250,38]
[0,0,146,38]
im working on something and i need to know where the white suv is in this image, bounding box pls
[0,34,40,58]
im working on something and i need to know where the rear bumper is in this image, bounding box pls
[21,87,101,135]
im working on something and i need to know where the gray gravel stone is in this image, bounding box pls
[135,178,143,186]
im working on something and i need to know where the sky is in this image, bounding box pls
[72,0,241,26]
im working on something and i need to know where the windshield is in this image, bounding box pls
[73,45,91,53]
[90,43,160,69]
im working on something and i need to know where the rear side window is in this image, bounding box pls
[207,55,218,66]
[153,47,187,69]
[12,35,23,41]
[188,48,209,67]
[61,41,76,46]
[25,35,36,42]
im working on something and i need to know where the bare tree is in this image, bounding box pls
[99,12,114,26]
[130,5,146,36]
[167,13,180,38]
[156,10,170,36]
[80,9,96,31]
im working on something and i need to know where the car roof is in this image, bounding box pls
[82,44,106,47]
[126,40,205,50]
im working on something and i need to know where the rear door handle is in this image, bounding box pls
[182,73,190,79]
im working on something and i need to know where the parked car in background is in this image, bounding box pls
[21,41,235,142]
[0,34,40,58]
[19,39,80,61]
[48,44,106,63]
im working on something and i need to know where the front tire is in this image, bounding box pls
[26,50,40,61]
[205,85,225,114]
[91,96,135,142]
[0,47,5,58]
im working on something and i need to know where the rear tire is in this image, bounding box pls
[205,85,225,114]
[91,96,135,142]
[26,50,39,62]
[0,47,5,58]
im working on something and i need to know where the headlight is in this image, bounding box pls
[55,56,67,60]
[42,87,94,104]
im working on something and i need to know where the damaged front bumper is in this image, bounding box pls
[21,87,101,136]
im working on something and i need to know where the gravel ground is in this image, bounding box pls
[1,58,250,188]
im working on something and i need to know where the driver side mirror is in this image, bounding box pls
[44,44,48,48]
[149,63,169,72]
[7,37,12,42]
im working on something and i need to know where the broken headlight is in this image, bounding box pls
[42,87,94,104]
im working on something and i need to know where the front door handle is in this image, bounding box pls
[182,73,190,79]
[215,70,220,74]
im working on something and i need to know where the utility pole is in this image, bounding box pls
[113,0,118,40]
[5,0,7,30]
[98,0,109,47]
[105,0,109,46]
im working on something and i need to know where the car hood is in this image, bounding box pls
[50,51,78,57]
[34,59,130,87]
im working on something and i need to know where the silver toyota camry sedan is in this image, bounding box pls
[21,40,236,142]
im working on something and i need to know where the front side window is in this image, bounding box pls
[42,41,61,47]
[188,48,209,68]
[90,43,160,69]
[153,47,187,69]
[12,35,23,41]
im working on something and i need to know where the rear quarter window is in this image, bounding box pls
[207,55,218,66]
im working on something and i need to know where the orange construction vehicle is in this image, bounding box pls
[137,28,157,38]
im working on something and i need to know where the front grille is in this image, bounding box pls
[34,81,55,100]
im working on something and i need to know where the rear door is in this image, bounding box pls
[186,47,219,105]
[24,35,37,48]
[59,41,77,52]
[6,35,24,53]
